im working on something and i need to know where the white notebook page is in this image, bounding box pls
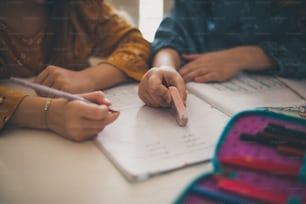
[95,83,229,181]
[187,73,306,116]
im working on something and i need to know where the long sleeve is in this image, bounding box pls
[254,2,306,78]
[85,2,150,81]
[0,86,27,130]
[259,37,306,78]
[150,0,209,66]
[151,0,306,78]
[0,55,27,130]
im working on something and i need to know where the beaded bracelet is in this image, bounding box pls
[44,99,52,129]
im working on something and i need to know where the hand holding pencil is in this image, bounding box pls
[45,92,120,141]
[10,77,119,141]
[138,66,187,108]
[169,86,188,126]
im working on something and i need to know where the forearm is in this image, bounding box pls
[82,63,129,90]
[153,48,181,70]
[233,46,277,72]
[10,96,49,129]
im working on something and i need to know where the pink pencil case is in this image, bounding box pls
[175,110,306,204]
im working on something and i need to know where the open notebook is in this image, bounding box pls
[187,72,306,117]
[95,84,229,181]
[95,73,305,181]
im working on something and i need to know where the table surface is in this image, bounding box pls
[0,80,215,204]
[0,126,213,204]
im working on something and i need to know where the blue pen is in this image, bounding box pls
[191,186,247,204]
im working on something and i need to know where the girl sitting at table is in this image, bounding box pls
[0,0,150,141]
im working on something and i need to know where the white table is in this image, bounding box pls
[0,78,218,204]
[0,127,213,204]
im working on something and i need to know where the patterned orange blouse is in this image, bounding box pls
[0,2,150,129]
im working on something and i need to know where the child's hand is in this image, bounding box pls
[138,66,186,108]
[34,65,95,95]
[180,46,276,83]
[48,91,119,142]
[180,49,244,83]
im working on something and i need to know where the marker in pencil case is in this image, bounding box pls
[214,175,290,204]
[240,133,283,147]
[169,86,188,126]
[265,123,306,141]
[240,133,305,157]
[256,131,306,149]
[276,145,305,157]
[219,156,301,177]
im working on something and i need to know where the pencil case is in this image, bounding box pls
[175,110,306,204]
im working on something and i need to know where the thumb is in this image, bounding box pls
[105,111,120,125]
[157,84,172,104]
[81,91,111,106]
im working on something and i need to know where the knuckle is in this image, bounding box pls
[60,84,71,92]
[95,90,105,97]
[96,108,107,118]
[151,85,160,94]
[46,65,56,70]
[174,75,184,83]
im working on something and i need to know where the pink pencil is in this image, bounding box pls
[169,86,188,126]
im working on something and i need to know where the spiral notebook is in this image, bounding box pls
[95,83,229,181]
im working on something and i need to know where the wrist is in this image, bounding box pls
[77,68,98,92]
[84,64,127,90]
[232,46,276,71]
[11,96,55,129]
[153,48,181,70]
[46,98,67,131]
[158,65,177,71]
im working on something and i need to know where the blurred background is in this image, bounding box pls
[108,0,173,42]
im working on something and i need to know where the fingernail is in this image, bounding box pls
[108,106,119,113]
[104,98,111,103]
